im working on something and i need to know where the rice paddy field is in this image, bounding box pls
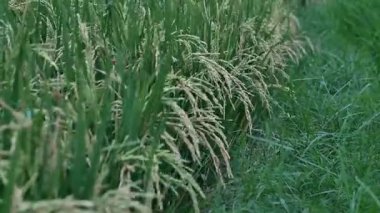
[0,0,379,212]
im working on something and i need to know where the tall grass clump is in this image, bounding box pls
[0,0,306,212]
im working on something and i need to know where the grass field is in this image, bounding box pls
[1,0,379,212]
[202,0,380,212]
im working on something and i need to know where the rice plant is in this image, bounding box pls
[0,0,305,212]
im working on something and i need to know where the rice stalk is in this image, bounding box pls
[0,0,309,212]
